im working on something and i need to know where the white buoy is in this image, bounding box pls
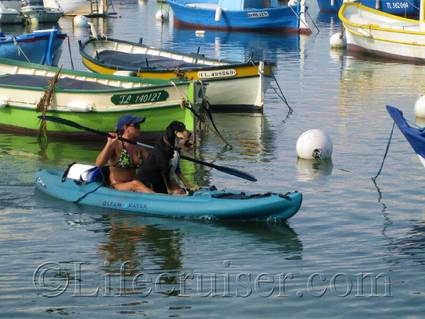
[296,129,333,160]
[214,6,222,21]
[330,32,346,49]
[414,96,425,118]
[155,9,169,21]
[195,30,205,37]
[73,15,89,28]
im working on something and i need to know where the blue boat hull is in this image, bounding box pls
[318,0,418,16]
[386,105,425,160]
[0,29,66,65]
[35,169,302,221]
[168,0,308,33]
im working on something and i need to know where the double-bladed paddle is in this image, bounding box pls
[37,115,257,182]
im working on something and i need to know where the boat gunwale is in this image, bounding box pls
[0,76,194,94]
[0,31,67,45]
[339,2,423,36]
[0,57,192,86]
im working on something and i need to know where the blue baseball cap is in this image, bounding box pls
[116,114,145,130]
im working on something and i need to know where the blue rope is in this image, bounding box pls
[372,121,396,181]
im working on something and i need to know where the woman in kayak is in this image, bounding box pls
[96,114,155,193]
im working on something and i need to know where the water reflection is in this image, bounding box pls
[296,158,333,181]
[90,213,303,273]
[315,11,341,29]
[99,217,183,276]
[339,56,425,109]
[218,221,303,259]
[0,22,60,33]
[0,133,99,164]
[168,28,302,63]
[384,217,425,269]
[199,113,275,163]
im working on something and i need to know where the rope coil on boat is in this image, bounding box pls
[36,67,62,146]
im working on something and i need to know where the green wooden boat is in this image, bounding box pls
[0,58,205,140]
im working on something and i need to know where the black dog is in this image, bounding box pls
[137,121,192,194]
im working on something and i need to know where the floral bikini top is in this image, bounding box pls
[114,142,141,169]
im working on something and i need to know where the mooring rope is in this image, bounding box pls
[372,121,396,181]
[12,36,31,63]
[170,81,232,148]
[67,36,75,70]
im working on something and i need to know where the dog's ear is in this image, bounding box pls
[166,123,176,147]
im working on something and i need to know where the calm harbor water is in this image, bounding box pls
[1,1,425,318]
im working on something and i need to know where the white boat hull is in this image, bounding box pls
[340,3,425,62]
[43,0,91,15]
[204,72,270,112]
[22,8,63,23]
[2,0,21,11]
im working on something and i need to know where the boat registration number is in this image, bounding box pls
[247,11,269,18]
[384,1,409,9]
[111,90,169,105]
[198,69,237,79]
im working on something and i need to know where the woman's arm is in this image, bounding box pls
[96,134,118,167]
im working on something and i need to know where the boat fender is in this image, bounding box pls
[113,70,137,77]
[415,96,425,118]
[330,32,346,49]
[214,6,222,22]
[0,99,8,108]
[73,15,89,28]
[296,129,333,160]
[66,102,94,112]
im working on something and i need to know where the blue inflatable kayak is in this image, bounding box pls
[34,169,302,221]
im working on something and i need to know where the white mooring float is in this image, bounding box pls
[73,15,89,27]
[330,32,346,49]
[296,129,333,160]
[414,96,425,118]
